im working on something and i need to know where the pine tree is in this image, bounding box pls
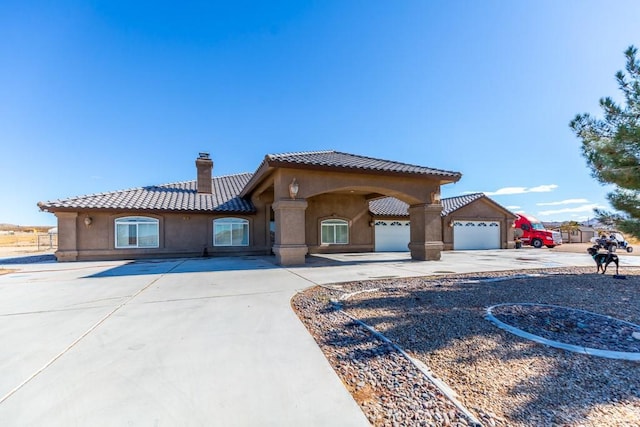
[570,46,640,237]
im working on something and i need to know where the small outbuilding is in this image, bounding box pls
[560,226,596,243]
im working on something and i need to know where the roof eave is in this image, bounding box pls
[239,158,273,198]
[441,175,462,185]
[261,159,462,181]
[36,206,257,215]
[443,194,517,218]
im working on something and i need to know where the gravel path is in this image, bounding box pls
[292,267,640,427]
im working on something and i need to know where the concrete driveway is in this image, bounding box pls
[0,257,369,426]
[1,249,638,426]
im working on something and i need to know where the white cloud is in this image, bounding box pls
[505,205,521,210]
[528,184,559,193]
[482,184,558,196]
[536,198,589,206]
[537,203,605,216]
[482,187,527,196]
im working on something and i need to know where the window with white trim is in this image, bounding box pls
[321,219,349,244]
[115,216,159,248]
[214,218,249,246]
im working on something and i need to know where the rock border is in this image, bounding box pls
[486,303,640,361]
[334,297,484,427]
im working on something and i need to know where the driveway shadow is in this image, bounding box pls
[87,255,280,278]
[0,254,56,264]
[88,252,416,278]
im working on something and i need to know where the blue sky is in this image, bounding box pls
[2,1,639,226]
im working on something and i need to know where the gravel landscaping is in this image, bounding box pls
[292,267,640,427]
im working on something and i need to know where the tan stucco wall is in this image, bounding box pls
[55,208,271,261]
[55,212,79,261]
[53,193,515,262]
[270,168,441,206]
[305,193,374,254]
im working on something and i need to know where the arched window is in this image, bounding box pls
[115,216,159,248]
[214,218,249,246]
[321,219,349,244]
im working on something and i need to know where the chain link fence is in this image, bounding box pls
[36,233,58,250]
[0,232,58,251]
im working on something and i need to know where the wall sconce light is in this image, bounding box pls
[84,216,93,227]
[448,219,454,228]
[431,191,441,204]
[289,178,299,199]
[369,220,375,227]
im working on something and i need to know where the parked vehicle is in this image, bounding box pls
[590,231,633,253]
[514,213,563,248]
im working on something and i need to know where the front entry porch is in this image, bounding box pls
[269,181,444,266]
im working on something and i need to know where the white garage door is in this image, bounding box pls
[375,220,410,251]
[453,221,501,250]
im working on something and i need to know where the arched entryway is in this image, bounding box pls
[268,174,447,265]
[239,151,461,266]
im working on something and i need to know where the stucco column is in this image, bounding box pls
[272,199,308,265]
[505,219,516,249]
[408,203,443,261]
[55,211,79,262]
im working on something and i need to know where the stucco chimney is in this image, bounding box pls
[196,152,213,194]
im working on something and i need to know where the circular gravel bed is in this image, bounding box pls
[487,303,640,359]
[293,267,640,427]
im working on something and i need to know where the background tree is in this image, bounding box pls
[559,220,580,242]
[570,46,640,237]
[592,208,623,229]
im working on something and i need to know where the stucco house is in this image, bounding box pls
[38,151,516,265]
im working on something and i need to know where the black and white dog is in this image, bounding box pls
[587,246,619,275]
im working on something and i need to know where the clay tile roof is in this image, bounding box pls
[266,150,462,178]
[441,193,486,216]
[369,193,500,217]
[368,197,410,217]
[38,173,255,213]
